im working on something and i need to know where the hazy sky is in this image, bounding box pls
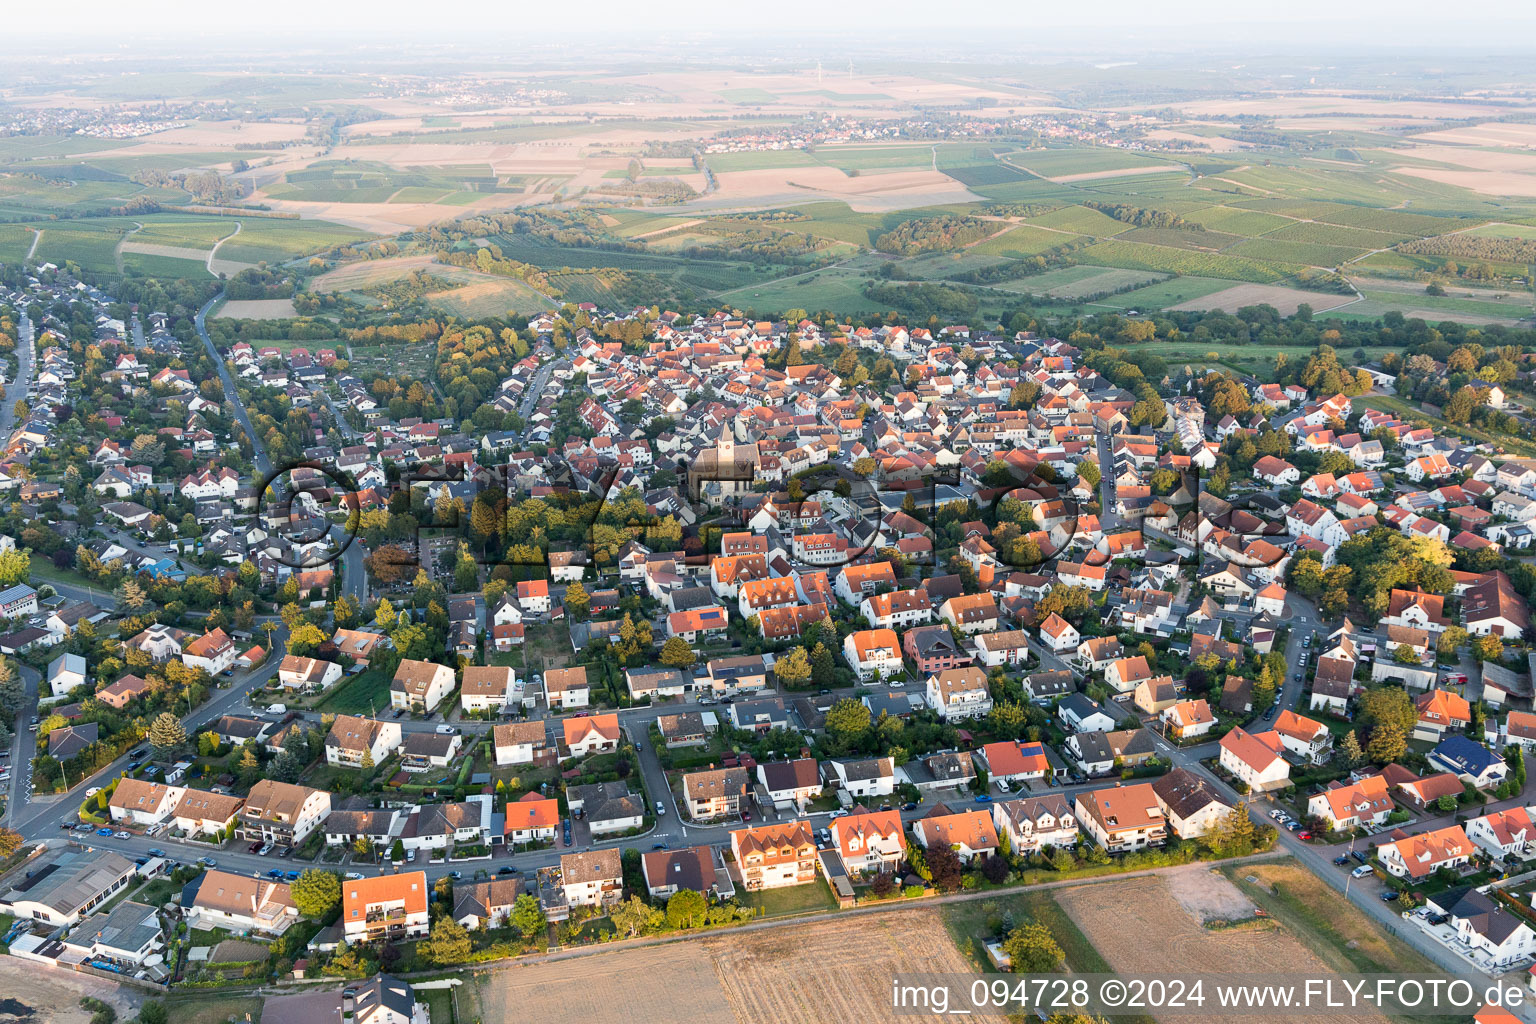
[12,0,1536,50]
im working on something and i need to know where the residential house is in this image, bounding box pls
[1378,825,1472,880]
[732,821,817,890]
[1151,768,1232,839]
[1306,776,1393,831]
[563,714,622,758]
[992,795,1079,854]
[925,666,994,720]
[683,767,753,820]
[1075,783,1168,852]
[341,871,430,943]
[493,721,548,766]
[912,806,999,863]
[830,808,905,876]
[757,758,822,811]
[389,659,455,713]
[1218,728,1290,791]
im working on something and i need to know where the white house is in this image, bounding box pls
[1218,728,1290,792]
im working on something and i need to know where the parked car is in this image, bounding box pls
[1352,864,1373,878]
[1382,891,1401,901]
[95,828,113,837]
[267,869,285,879]
[1351,850,1368,864]
[198,857,217,867]
[973,794,994,804]
[344,872,364,881]
[113,831,130,840]
[436,724,456,735]
[148,849,165,858]
[1333,855,1351,865]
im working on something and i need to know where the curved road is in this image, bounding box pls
[195,295,365,600]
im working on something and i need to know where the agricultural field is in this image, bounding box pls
[715,262,886,316]
[0,226,35,264]
[1077,239,1303,282]
[968,223,1084,257]
[475,908,1003,1024]
[122,252,211,279]
[1055,869,1395,1024]
[811,144,936,174]
[130,216,242,250]
[1088,275,1244,311]
[33,224,129,275]
[1025,204,1137,236]
[1169,282,1360,316]
[1465,222,1536,240]
[428,274,552,317]
[214,298,299,319]
[1027,266,1169,300]
[264,160,503,204]
[215,218,377,265]
[1005,147,1184,179]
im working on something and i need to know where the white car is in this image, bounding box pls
[113,831,130,840]
[436,724,457,735]
[1351,864,1373,878]
[996,779,1011,792]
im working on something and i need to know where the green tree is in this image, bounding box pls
[511,893,546,939]
[1076,460,1100,490]
[148,712,186,758]
[665,889,708,930]
[1475,634,1504,662]
[776,646,813,689]
[137,1002,169,1024]
[563,581,590,619]
[659,636,696,669]
[1003,922,1064,973]
[290,869,342,918]
[1337,730,1364,769]
[610,895,661,938]
[825,698,872,739]
[425,915,472,965]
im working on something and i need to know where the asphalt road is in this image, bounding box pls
[195,294,365,602]
[8,625,289,837]
[0,310,35,434]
